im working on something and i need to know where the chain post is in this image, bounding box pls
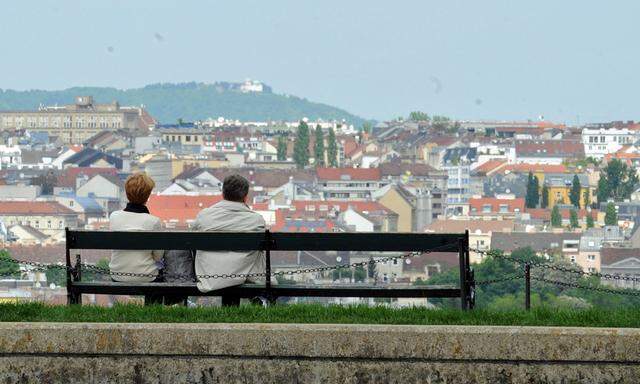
[524,263,531,311]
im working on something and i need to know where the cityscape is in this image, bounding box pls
[2,2,640,382]
[1,89,639,309]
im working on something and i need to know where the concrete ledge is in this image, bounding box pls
[1,323,639,383]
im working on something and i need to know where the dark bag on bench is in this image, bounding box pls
[163,250,195,282]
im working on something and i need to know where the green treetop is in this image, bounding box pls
[598,159,639,202]
[525,172,540,208]
[604,202,618,226]
[327,127,338,167]
[277,136,287,161]
[293,121,310,169]
[313,124,325,167]
[0,250,20,278]
[569,209,579,229]
[551,205,562,227]
[569,174,581,208]
[408,111,430,122]
[583,189,591,209]
[541,184,549,209]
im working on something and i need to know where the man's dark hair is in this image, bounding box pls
[222,174,250,202]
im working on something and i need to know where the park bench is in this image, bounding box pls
[65,229,474,309]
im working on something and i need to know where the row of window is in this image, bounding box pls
[587,135,632,144]
[3,115,122,129]
[7,219,65,229]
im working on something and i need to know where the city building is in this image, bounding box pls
[0,96,155,144]
[315,167,388,200]
[0,201,78,235]
[582,127,638,159]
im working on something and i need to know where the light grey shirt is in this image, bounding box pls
[194,199,266,292]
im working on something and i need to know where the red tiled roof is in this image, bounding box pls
[515,140,584,157]
[147,194,223,225]
[316,167,381,181]
[57,167,118,188]
[469,197,525,214]
[526,208,598,220]
[601,247,640,266]
[0,201,76,215]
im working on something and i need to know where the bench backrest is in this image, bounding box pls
[66,230,463,251]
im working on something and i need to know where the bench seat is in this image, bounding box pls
[70,281,459,298]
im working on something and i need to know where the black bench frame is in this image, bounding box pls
[65,229,474,309]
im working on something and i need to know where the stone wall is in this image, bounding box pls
[0,322,639,383]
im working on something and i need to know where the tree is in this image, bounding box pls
[277,136,287,161]
[409,111,430,122]
[569,209,579,229]
[361,122,372,134]
[586,214,595,228]
[46,267,66,287]
[525,172,539,208]
[605,202,618,226]
[0,250,20,278]
[327,127,338,167]
[353,266,367,283]
[583,189,591,209]
[532,176,540,207]
[431,115,453,132]
[598,159,640,201]
[313,125,325,167]
[569,175,581,208]
[293,121,310,169]
[551,205,562,227]
[541,184,549,209]
[596,176,609,204]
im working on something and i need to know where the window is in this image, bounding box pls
[482,204,491,213]
[587,254,596,261]
[499,204,508,213]
[185,135,191,142]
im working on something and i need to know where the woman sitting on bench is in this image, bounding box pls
[109,172,164,305]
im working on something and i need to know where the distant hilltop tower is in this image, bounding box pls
[240,79,265,93]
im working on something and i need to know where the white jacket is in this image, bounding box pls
[109,210,163,282]
[194,200,266,292]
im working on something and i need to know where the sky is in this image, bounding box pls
[1,1,639,124]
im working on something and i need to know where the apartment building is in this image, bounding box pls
[582,127,637,159]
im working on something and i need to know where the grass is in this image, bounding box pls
[0,303,639,327]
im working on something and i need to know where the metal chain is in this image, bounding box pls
[471,248,640,283]
[1,243,456,280]
[532,276,640,297]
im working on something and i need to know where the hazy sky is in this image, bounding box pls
[2,1,639,123]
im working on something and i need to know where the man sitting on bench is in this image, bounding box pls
[194,174,266,293]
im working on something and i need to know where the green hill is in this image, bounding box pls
[0,82,367,125]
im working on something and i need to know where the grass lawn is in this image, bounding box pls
[0,303,639,327]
